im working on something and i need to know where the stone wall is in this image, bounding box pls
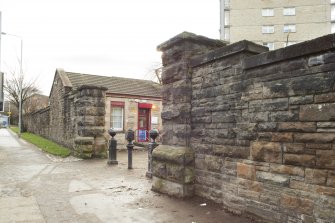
[24,107,50,138]
[25,70,107,158]
[157,32,335,222]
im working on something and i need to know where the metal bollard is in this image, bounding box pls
[107,128,118,165]
[126,129,135,169]
[146,129,159,178]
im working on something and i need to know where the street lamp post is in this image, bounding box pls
[1,32,23,137]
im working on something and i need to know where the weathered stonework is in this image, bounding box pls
[156,32,335,222]
[152,145,194,198]
[25,69,108,158]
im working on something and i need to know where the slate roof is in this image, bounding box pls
[64,71,161,98]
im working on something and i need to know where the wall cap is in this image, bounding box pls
[243,33,335,70]
[157,31,226,51]
[190,40,268,67]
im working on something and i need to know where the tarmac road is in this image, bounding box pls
[0,128,252,223]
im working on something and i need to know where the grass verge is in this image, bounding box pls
[10,127,71,157]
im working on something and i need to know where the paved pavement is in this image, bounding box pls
[0,128,252,223]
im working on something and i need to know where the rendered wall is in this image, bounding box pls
[158,32,335,222]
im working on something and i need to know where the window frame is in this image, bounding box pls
[262,8,274,17]
[283,24,296,33]
[262,25,275,34]
[110,101,124,132]
[283,7,296,16]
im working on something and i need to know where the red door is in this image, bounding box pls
[138,108,150,142]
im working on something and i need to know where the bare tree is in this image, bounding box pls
[24,94,49,114]
[3,70,40,129]
[144,62,162,84]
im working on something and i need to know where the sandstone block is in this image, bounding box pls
[78,126,105,137]
[284,154,315,167]
[249,98,288,112]
[204,155,223,172]
[77,107,105,116]
[300,103,335,121]
[278,122,316,132]
[294,133,335,143]
[305,168,327,185]
[152,176,194,198]
[316,150,335,169]
[283,143,305,154]
[74,136,94,145]
[77,116,105,126]
[289,95,314,105]
[327,171,335,187]
[152,145,194,165]
[270,164,304,177]
[280,193,314,215]
[213,145,249,159]
[314,92,335,103]
[269,110,299,122]
[161,62,189,85]
[271,132,293,142]
[256,171,290,186]
[237,162,256,180]
[256,122,277,132]
[236,178,263,193]
[250,141,282,163]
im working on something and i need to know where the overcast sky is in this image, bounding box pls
[0,0,220,95]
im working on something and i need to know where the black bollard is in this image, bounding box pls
[146,129,159,178]
[126,129,135,169]
[107,128,118,165]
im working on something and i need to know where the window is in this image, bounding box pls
[111,102,124,131]
[331,0,335,4]
[283,7,296,16]
[332,5,335,20]
[262,25,274,34]
[224,11,230,26]
[332,23,335,33]
[284,41,297,47]
[224,27,230,40]
[224,0,230,8]
[262,8,274,17]
[283,24,296,33]
[263,42,274,50]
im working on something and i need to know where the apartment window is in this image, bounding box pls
[224,0,230,8]
[283,7,296,16]
[262,8,274,17]
[224,27,230,40]
[111,101,124,131]
[284,41,297,47]
[262,25,274,34]
[332,23,335,33]
[225,10,230,26]
[332,5,335,20]
[263,42,274,50]
[283,24,296,33]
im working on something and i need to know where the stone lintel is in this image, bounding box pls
[190,40,268,68]
[243,33,335,70]
[157,31,225,52]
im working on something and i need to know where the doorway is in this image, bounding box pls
[138,108,150,142]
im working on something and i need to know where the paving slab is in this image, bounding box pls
[0,128,252,223]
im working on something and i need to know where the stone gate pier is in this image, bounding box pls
[152,32,335,223]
